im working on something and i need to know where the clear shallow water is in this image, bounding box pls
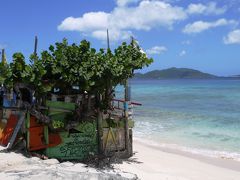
[119,79,240,160]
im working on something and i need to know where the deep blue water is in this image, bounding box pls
[122,79,240,160]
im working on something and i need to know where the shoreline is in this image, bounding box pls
[133,134,240,162]
[1,140,240,180]
[114,139,240,180]
[134,139,240,172]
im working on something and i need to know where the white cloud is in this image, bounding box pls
[187,2,227,15]
[116,0,140,7]
[58,1,231,41]
[183,18,238,34]
[58,12,109,32]
[91,29,132,41]
[58,0,187,41]
[224,29,240,44]
[109,1,187,31]
[179,50,186,56]
[146,46,167,55]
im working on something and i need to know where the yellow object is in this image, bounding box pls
[0,121,6,140]
[104,127,118,152]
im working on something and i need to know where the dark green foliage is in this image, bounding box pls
[21,54,51,99]
[0,38,153,110]
[11,53,26,82]
[0,53,26,89]
[37,39,152,97]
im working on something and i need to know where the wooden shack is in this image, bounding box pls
[0,37,151,160]
[0,83,139,160]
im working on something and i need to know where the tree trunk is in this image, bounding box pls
[96,93,103,154]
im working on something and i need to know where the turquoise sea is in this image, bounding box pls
[123,79,240,160]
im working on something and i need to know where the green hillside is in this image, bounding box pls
[134,67,218,79]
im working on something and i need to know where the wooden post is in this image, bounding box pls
[107,29,110,50]
[97,93,103,154]
[1,49,6,64]
[106,29,112,108]
[34,36,38,60]
[26,112,30,149]
[124,80,130,155]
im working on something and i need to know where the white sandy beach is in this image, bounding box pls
[114,140,240,180]
[1,140,240,180]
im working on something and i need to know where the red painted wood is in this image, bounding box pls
[0,114,18,146]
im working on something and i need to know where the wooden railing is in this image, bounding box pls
[111,99,142,110]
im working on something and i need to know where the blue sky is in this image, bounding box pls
[0,0,240,76]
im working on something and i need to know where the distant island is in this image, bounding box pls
[133,67,238,79]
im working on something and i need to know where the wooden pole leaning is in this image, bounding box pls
[124,80,130,156]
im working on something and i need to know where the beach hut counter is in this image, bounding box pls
[0,79,141,160]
